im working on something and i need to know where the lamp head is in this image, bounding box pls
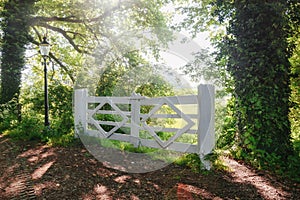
[39,36,50,57]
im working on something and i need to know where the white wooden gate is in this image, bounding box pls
[74,84,215,169]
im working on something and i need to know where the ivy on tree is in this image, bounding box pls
[176,0,298,167]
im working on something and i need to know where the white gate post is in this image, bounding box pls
[197,84,215,170]
[74,89,88,138]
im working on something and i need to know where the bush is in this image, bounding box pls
[48,84,74,136]
[216,97,236,149]
[1,83,75,146]
[0,98,20,133]
[3,112,44,141]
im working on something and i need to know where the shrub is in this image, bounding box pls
[4,112,44,141]
[0,98,20,133]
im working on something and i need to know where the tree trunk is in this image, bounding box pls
[0,0,36,104]
[229,0,293,161]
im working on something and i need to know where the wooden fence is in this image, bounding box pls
[74,84,215,169]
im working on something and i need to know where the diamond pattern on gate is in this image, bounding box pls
[88,99,129,138]
[141,98,195,148]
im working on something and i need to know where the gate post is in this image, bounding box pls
[74,89,88,138]
[130,93,144,147]
[197,84,215,170]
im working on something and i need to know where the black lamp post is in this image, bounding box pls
[39,36,51,127]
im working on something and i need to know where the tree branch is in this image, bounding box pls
[32,16,84,23]
[31,39,75,83]
[38,23,90,54]
[49,52,75,83]
[30,1,124,25]
[31,26,43,41]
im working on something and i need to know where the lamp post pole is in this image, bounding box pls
[43,56,50,127]
[39,36,51,127]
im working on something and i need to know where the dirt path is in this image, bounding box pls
[0,135,299,199]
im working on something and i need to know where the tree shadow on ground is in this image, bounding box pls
[0,135,299,200]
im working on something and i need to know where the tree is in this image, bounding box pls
[227,1,293,161]
[96,51,174,97]
[175,0,298,165]
[288,0,300,154]
[0,0,171,104]
[0,0,37,104]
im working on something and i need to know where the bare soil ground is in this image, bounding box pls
[0,135,299,200]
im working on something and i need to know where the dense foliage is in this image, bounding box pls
[96,51,174,97]
[226,1,293,163]
[0,0,172,104]
[0,0,173,145]
[175,0,300,179]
